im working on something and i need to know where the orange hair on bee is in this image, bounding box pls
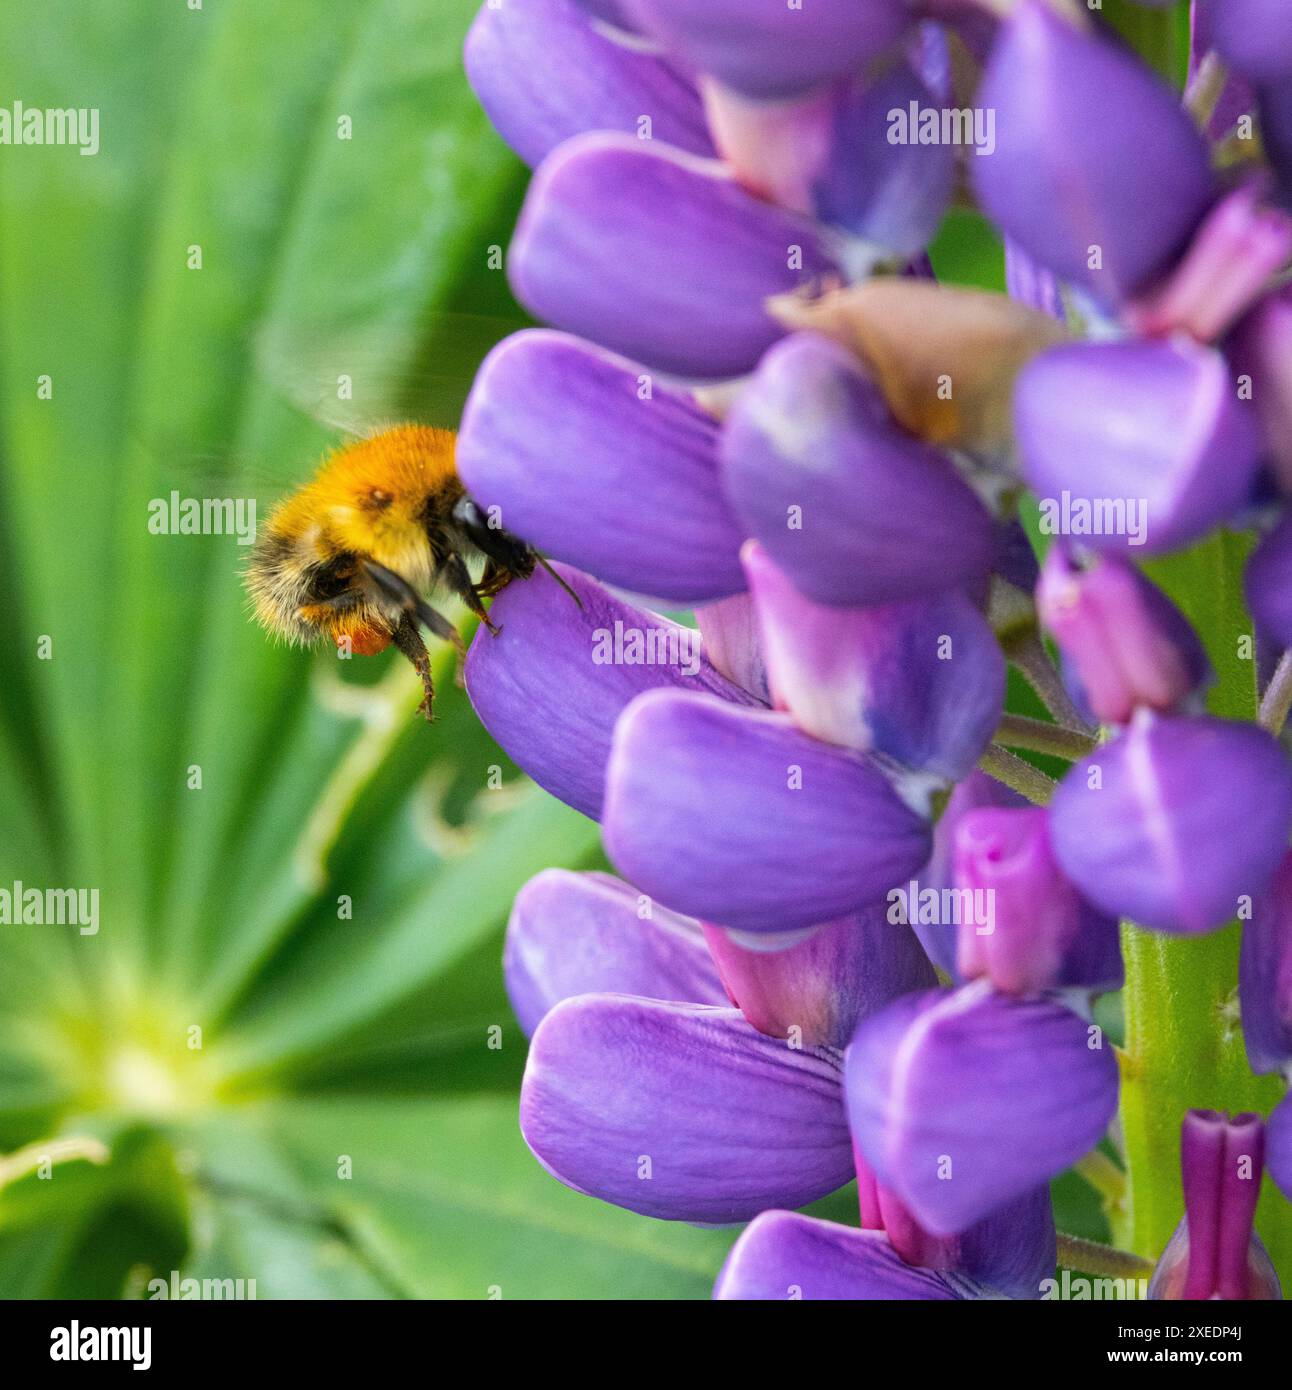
[247,424,464,652]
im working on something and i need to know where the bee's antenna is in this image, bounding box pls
[536,554,584,609]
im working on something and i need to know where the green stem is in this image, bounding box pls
[977,744,1057,806]
[995,713,1096,761]
[1009,633,1093,734]
[1117,535,1292,1283]
[1056,1233,1155,1282]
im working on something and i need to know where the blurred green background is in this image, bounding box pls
[0,0,1156,1300]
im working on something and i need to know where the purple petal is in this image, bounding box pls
[1266,1092,1292,1202]
[465,564,756,820]
[1239,850,1292,1075]
[846,984,1119,1236]
[464,0,714,169]
[1049,712,1292,935]
[856,1151,1057,1300]
[457,330,744,603]
[509,134,841,378]
[714,1213,962,1300]
[1148,1110,1279,1300]
[911,770,1029,978]
[521,995,853,1221]
[954,806,1123,995]
[815,64,955,254]
[1124,184,1292,343]
[1246,511,1292,647]
[695,592,771,704]
[1005,239,1063,321]
[701,900,935,1050]
[1016,340,1262,556]
[721,334,997,605]
[1232,285,1292,493]
[1037,546,1211,724]
[629,0,910,100]
[568,0,646,36]
[603,689,933,933]
[707,65,953,255]
[1207,0,1292,83]
[1261,83,1292,199]
[996,517,1042,592]
[505,869,724,1035]
[972,3,1213,299]
[744,540,1005,780]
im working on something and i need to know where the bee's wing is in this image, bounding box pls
[252,307,530,438]
[131,435,303,514]
[133,307,529,518]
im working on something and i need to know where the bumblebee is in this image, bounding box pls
[246,423,565,718]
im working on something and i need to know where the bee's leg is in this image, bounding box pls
[392,614,436,721]
[475,558,510,600]
[363,559,465,659]
[442,552,502,637]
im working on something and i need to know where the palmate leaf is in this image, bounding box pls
[0,0,732,1299]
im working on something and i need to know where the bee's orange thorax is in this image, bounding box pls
[264,424,460,592]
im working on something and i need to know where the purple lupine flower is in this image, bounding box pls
[1036,546,1212,725]
[846,982,1118,1235]
[1124,183,1292,343]
[722,333,998,605]
[1049,711,1292,935]
[1149,1111,1281,1300]
[1247,510,1292,648]
[1015,339,1262,556]
[522,992,856,1221]
[457,330,745,602]
[908,769,1028,979]
[972,2,1214,301]
[465,0,715,168]
[714,1170,1055,1301]
[1206,0,1292,83]
[1240,849,1292,1078]
[703,62,955,256]
[700,906,935,1051]
[953,805,1123,996]
[504,869,725,1035]
[1233,286,1292,492]
[743,540,1005,782]
[566,0,642,35]
[1237,850,1292,1205]
[620,0,912,101]
[1262,84,1292,196]
[465,563,759,819]
[509,134,842,378]
[459,0,1292,1304]
[602,689,933,934]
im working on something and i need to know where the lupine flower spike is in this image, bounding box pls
[461,0,1292,1303]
